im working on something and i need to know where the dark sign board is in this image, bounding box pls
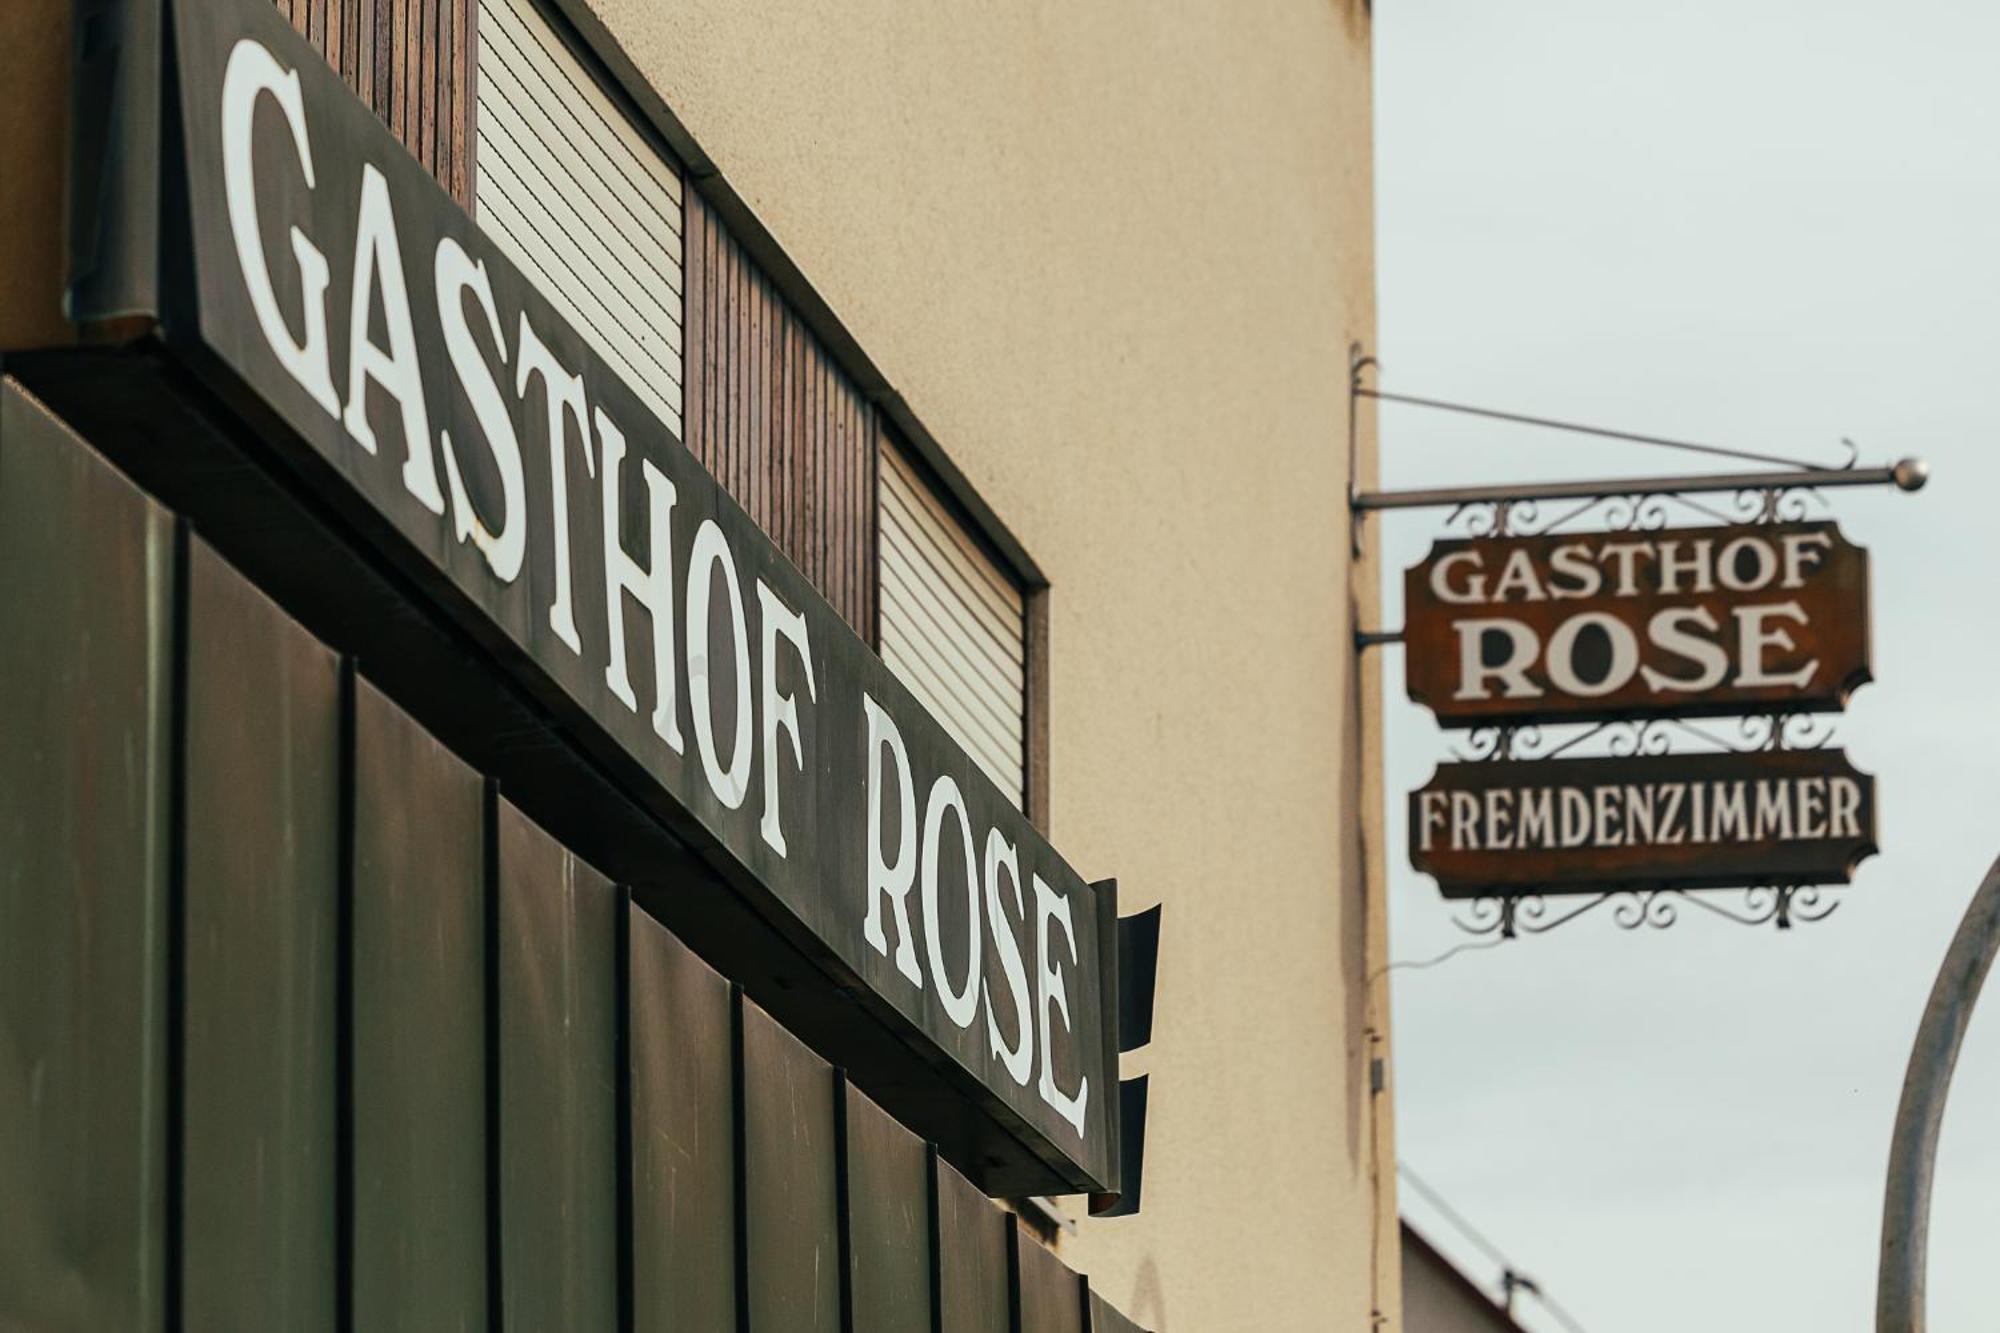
[64,0,1117,1192]
[1409,749,1878,898]
[1403,522,1871,727]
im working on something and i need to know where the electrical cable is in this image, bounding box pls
[1357,387,1852,474]
[1398,1162,1593,1333]
[1371,937,1504,981]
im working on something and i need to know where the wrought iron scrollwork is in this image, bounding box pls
[1447,713,1845,766]
[1445,498,1538,539]
[1739,713,1832,752]
[1439,484,1848,542]
[1738,486,1818,524]
[1611,892,1681,931]
[1604,719,1673,758]
[1452,725,1545,762]
[1445,491,1710,541]
[1597,493,1674,533]
[1452,885,1841,938]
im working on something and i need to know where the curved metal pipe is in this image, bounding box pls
[1878,853,2000,1331]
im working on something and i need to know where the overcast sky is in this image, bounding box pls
[1375,3,2000,1329]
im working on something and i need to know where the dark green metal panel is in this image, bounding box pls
[497,798,618,1333]
[843,1082,931,1333]
[741,997,840,1333]
[181,536,341,1333]
[628,904,736,1333]
[0,382,171,1333]
[351,679,487,1331]
[1012,1222,1085,1333]
[935,1159,1009,1333]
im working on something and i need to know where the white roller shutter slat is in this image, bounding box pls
[472,127,683,361]
[485,0,681,204]
[476,14,682,267]
[877,499,1023,669]
[882,637,1024,796]
[881,450,1022,624]
[877,596,1024,760]
[877,574,1024,728]
[473,188,683,429]
[877,540,1023,690]
[876,440,1029,808]
[475,0,683,436]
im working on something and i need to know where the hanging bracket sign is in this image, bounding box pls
[1404,521,1871,727]
[1411,749,1878,898]
[1399,514,1884,904]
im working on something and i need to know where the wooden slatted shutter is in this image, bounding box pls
[274,0,478,207]
[877,441,1029,807]
[474,0,686,437]
[682,192,878,641]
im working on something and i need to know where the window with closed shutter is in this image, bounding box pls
[877,442,1028,809]
[473,0,684,437]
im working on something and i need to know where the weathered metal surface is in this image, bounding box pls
[351,678,486,1331]
[628,902,736,1333]
[741,996,840,1332]
[934,1156,1010,1333]
[1877,853,2000,1332]
[496,798,619,1331]
[1012,1220,1086,1333]
[1089,1075,1150,1218]
[181,536,341,1332]
[1403,522,1871,727]
[1410,749,1878,898]
[843,1081,932,1333]
[1115,904,1161,1053]
[0,381,171,1332]
[0,391,1147,1325]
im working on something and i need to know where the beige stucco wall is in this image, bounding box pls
[571,2,1393,1327]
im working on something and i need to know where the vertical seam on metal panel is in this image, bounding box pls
[1005,1221,1024,1333]
[614,888,635,1333]
[482,778,504,1333]
[335,660,358,1333]
[731,984,750,1333]
[833,1070,854,1333]
[164,518,190,1333]
[925,1147,943,1333]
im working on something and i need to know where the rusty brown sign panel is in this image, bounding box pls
[1409,749,1878,898]
[1403,522,1871,727]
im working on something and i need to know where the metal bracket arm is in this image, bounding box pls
[1354,460,1927,514]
